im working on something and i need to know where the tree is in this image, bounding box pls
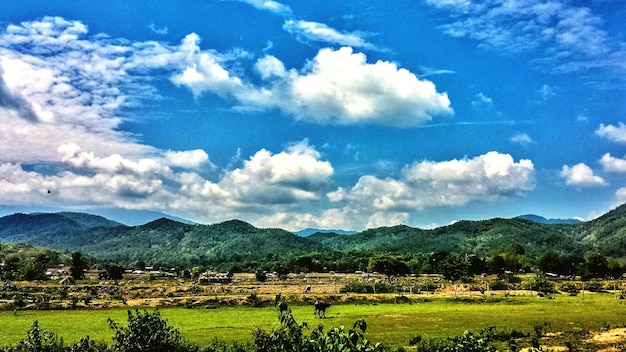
[538,251,563,275]
[105,265,126,282]
[70,252,88,281]
[584,253,609,279]
[435,253,471,281]
[19,257,47,281]
[108,309,196,352]
[367,255,410,281]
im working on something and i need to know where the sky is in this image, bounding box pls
[0,0,625,231]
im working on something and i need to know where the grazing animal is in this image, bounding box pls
[304,286,311,293]
[314,300,331,318]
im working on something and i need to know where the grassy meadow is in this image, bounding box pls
[1,293,625,349]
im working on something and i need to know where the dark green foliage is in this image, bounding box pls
[252,310,383,352]
[340,282,396,294]
[1,320,66,352]
[412,327,511,352]
[70,252,87,280]
[368,255,411,279]
[108,309,196,352]
[2,205,626,279]
[102,264,126,281]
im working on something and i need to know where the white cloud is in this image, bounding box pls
[283,20,375,49]
[170,33,250,98]
[255,55,287,79]
[599,153,626,173]
[237,0,292,16]
[561,163,606,186]
[148,23,168,35]
[596,123,626,143]
[616,187,626,204]
[324,151,535,229]
[471,92,493,110]
[165,150,211,169]
[218,140,333,205]
[173,45,454,126]
[260,47,453,126]
[510,132,534,146]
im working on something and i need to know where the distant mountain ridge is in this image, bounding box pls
[1,204,626,267]
[294,228,358,237]
[516,214,582,224]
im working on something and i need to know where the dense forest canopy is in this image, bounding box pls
[1,204,626,277]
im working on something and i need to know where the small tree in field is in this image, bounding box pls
[108,309,197,352]
[70,252,87,281]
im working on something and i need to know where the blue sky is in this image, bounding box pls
[0,0,625,230]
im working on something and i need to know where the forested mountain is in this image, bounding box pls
[516,214,582,224]
[1,205,626,268]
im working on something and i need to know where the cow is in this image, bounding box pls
[314,300,331,318]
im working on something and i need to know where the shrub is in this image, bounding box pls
[108,309,197,352]
[340,282,395,294]
[253,310,383,352]
[584,281,605,292]
[1,281,17,292]
[560,283,579,296]
[2,320,66,352]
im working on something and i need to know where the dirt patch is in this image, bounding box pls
[586,328,626,344]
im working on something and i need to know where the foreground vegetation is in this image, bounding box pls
[1,294,626,351]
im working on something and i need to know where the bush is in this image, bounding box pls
[560,283,579,296]
[584,281,605,292]
[2,320,66,352]
[253,310,383,352]
[412,327,501,352]
[1,281,17,292]
[108,309,197,352]
[340,282,395,294]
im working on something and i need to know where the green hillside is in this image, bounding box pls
[1,204,626,270]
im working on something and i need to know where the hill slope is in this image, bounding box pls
[1,205,626,267]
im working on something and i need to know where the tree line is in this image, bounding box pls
[2,241,624,282]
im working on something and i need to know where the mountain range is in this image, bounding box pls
[1,204,625,268]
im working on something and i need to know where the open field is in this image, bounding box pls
[1,293,626,349]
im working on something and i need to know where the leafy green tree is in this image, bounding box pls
[538,251,563,275]
[433,253,471,281]
[108,309,196,352]
[19,257,46,281]
[104,265,126,281]
[367,255,410,281]
[583,253,610,279]
[70,252,88,281]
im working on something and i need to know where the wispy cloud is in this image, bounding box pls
[510,132,534,146]
[283,20,376,50]
[148,23,168,35]
[426,0,626,75]
[235,0,292,16]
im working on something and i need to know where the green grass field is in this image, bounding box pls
[1,294,625,348]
